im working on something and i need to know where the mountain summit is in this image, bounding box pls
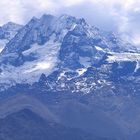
[0,22,22,53]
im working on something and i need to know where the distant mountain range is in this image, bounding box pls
[0,14,140,140]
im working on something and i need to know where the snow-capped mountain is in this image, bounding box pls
[0,14,139,91]
[0,14,140,140]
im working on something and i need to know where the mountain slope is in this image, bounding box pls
[0,94,116,140]
[0,109,100,140]
[0,22,22,53]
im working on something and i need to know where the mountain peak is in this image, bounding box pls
[59,14,77,22]
[2,22,22,31]
[0,21,22,41]
[41,14,55,19]
[59,14,74,18]
[31,16,38,21]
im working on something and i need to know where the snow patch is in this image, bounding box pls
[0,39,8,53]
[79,56,91,67]
[58,71,66,80]
[95,46,104,51]
[76,68,87,76]
[107,52,140,62]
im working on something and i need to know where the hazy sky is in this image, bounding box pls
[0,0,140,46]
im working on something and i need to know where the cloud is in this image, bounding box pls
[112,0,140,45]
[0,0,139,46]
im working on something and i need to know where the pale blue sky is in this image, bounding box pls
[0,0,140,46]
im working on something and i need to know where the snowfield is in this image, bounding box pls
[0,41,61,87]
[107,52,140,62]
[0,39,8,53]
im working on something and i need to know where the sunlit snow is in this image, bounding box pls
[107,52,140,62]
[95,45,104,51]
[0,39,8,53]
[0,41,61,87]
[76,68,87,76]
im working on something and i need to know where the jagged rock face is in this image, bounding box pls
[2,15,78,54]
[3,15,55,54]
[0,22,22,53]
[0,22,22,40]
[0,14,139,91]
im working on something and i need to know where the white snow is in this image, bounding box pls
[95,45,104,51]
[0,41,61,87]
[0,39,8,53]
[79,56,91,67]
[58,71,66,80]
[107,52,140,62]
[76,68,87,76]
[135,61,140,72]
